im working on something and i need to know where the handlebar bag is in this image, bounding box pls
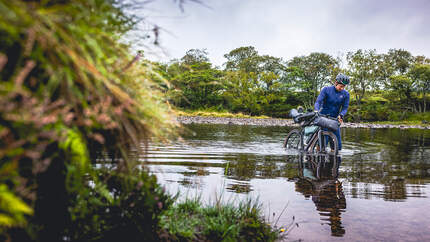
[314,116,339,132]
[289,109,300,118]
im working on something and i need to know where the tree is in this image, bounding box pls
[222,70,262,115]
[378,49,414,89]
[386,49,414,74]
[287,53,338,108]
[224,46,260,72]
[165,49,224,109]
[414,55,430,65]
[346,49,380,120]
[409,64,430,112]
[388,75,415,111]
[181,48,210,66]
[222,47,291,116]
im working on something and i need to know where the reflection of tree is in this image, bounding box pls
[226,182,253,193]
[295,154,346,237]
[225,154,258,180]
[341,128,430,200]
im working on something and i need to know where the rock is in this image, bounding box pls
[176,116,430,130]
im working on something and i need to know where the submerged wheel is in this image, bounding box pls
[284,129,301,149]
[309,131,338,155]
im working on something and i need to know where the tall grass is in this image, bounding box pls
[160,197,280,241]
[0,0,177,240]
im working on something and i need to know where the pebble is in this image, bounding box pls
[177,116,430,129]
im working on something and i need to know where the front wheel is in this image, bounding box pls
[284,129,301,149]
[309,130,338,155]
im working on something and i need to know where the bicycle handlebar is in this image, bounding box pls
[290,109,340,130]
[295,111,316,122]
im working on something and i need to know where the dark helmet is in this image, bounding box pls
[335,73,350,85]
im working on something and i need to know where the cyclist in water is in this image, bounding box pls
[314,73,350,150]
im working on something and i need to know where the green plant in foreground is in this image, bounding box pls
[160,197,280,241]
[0,0,177,240]
[0,185,33,231]
[0,1,284,241]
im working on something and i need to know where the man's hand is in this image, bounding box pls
[338,115,343,124]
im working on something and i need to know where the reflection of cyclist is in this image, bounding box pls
[295,155,346,237]
[314,74,350,150]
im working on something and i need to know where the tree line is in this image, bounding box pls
[155,47,430,121]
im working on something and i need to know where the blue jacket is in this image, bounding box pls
[314,86,350,118]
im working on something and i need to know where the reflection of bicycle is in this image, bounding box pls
[284,109,340,155]
[295,154,346,237]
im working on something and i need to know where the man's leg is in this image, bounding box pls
[333,128,342,150]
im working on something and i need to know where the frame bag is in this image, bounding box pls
[314,116,339,132]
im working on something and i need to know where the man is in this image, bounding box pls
[314,73,350,150]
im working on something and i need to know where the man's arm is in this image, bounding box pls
[339,92,350,118]
[314,87,327,112]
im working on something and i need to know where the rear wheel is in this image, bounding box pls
[284,129,301,149]
[309,131,338,155]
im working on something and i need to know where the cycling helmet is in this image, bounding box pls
[335,73,350,85]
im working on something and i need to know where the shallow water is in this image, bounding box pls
[140,124,430,241]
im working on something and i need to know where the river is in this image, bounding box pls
[140,124,430,241]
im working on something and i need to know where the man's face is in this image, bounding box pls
[335,83,345,92]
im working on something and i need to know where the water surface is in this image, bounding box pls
[142,124,430,241]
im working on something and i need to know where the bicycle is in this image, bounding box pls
[283,109,340,155]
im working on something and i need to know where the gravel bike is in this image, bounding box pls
[283,109,340,155]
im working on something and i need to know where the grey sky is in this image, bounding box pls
[138,0,430,67]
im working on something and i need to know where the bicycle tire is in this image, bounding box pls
[308,130,338,155]
[284,129,301,149]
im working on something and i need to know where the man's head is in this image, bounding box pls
[334,73,350,91]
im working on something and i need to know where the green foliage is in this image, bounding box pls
[163,50,224,109]
[222,71,263,115]
[0,185,33,231]
[288,52,338,107]
[162,46,430,121]
[406,112,430,122]
[346,49,379,106]
[160,197,279,241]
[350,100,391,122]
[66,169,173,241]
[0,0,177,240]
[224,46,260,72]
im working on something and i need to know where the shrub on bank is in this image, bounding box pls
[160,198,280,241]
[0,1,281,241]
[0,0,177,240]
[65,169,174,242]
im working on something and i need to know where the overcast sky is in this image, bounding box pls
[137,0,430,67]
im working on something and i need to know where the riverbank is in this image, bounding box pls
[177,116,430,129]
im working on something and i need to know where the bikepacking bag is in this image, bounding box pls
[303,126,319,144]
[314,116,339,132]
[289,109,300,118]
[289,109,301,123]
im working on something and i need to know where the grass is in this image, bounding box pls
[362,120,429,126]
[362,112,430,126]
[175,109,271,119]
[159,197,284,241]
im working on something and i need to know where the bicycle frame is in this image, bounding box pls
[299,125,324,152]
[284,110,339,155]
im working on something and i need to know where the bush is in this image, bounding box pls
[66,169,173,242]
[0,0,176,240]
[160,198,279,241]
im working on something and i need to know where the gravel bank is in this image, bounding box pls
[177,116,430,129]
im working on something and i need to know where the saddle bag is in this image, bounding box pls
[314,116,339,132]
